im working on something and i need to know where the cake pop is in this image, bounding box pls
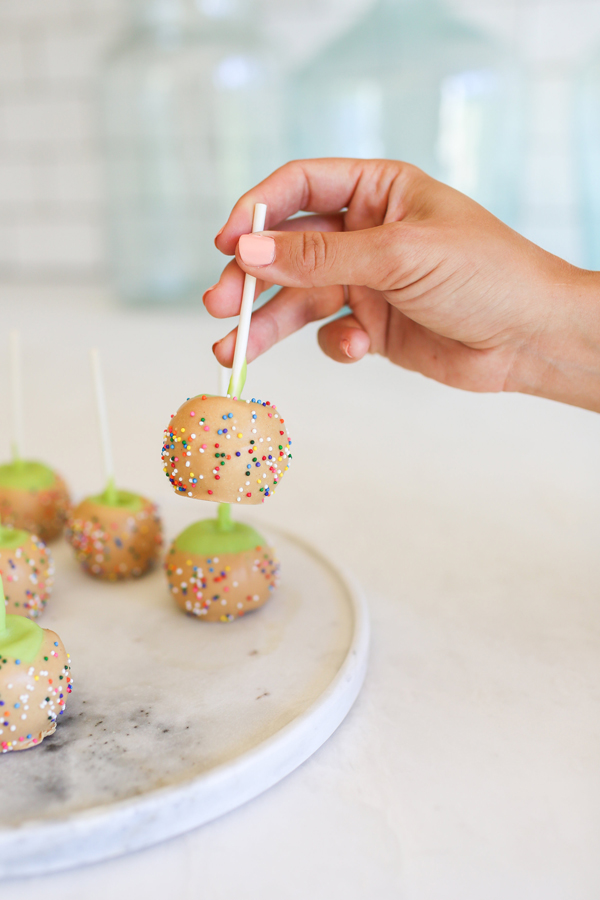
[67,491,162,580]
[0,332,70,541]
[0,576,71,752]
[66,349,163,580]
[0,525,53,619]
[162,394,291,505]
[165,503,279,622]
[0,462,70,543]
[162,203,292,506]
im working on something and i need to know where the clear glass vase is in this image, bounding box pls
[101,0,284,304]
[289,0,522,225]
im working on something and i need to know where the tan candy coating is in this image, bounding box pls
[66,496,163,580]
[1,533,54,619]
[0,629,71,752]
[0,472,70,542]
[162,395,292,505]
[165,542,279,622]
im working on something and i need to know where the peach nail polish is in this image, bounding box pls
[341,339,353,358]
[238,233,275,267]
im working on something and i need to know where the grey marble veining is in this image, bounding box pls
[0,522,356,832]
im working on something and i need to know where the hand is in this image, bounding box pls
[206,158,600,411]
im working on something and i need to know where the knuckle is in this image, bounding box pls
[364,222,410,289]
[297,231,330,281]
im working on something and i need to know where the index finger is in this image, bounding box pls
[215,158,391,256]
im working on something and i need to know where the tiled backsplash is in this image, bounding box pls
[0,0,122,278]
[0,0,599,280]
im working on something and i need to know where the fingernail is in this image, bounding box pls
[341,339,353,359]
[202,285,218,307]
[238,233,275,267]
[215,225,224,239]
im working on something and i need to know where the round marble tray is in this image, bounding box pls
[0,517,369,878]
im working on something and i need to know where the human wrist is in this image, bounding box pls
[508,266,600,412]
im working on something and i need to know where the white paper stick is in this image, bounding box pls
[90,349,115,488]
[9,330,24,461]
[218,362,230,397]
[229,202,267,397]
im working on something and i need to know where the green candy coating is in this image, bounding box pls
[0,614,44,664]
[88,488,144,512]
[174,518,267,556]
[0,460,56,492]
[0,527,31,549]
[0,575,44,663]
[227,358,247,399]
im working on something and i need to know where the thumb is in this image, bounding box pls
[236,224,404,291]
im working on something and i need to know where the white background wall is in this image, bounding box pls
[0,0,599,282]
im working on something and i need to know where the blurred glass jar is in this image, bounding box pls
[289,0,522,225]
[577,51,600,269]
[101,0,284,304]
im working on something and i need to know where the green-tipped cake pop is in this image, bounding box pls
[161,204,292,507]
[0,575,71,752]
[65,349,162,580]
[0,523,54,619]
[0,332,71,541]
[165,502,279,622]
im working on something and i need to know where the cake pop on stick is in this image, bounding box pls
[66,350,162,580]
[0,575,71,752]
[0,524,53,619]
[165,501,279,622]
[162,204,292,505]
[0,331,71,542]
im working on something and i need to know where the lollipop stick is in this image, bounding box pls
[90,349,117,505]
[228,202,267,399]
[218,361,230,397]
[217,502,233,532]
[9,330,24,463]
[217,361,234,529]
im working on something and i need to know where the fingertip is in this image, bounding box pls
[213,332,235,367]
[202,282,219,306]
[203,260,248,317]
[344,328,370,361]
[214,226,239,256]
[318,318,370,364]
[203,290,219,316]
[236,233,276,270]
[212,339,226,366]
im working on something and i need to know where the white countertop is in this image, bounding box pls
[2,284,600,900]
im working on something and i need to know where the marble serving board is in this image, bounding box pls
[0,514,369,878]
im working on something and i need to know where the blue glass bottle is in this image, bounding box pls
[102,0,284,303]
[289,0,522,225]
